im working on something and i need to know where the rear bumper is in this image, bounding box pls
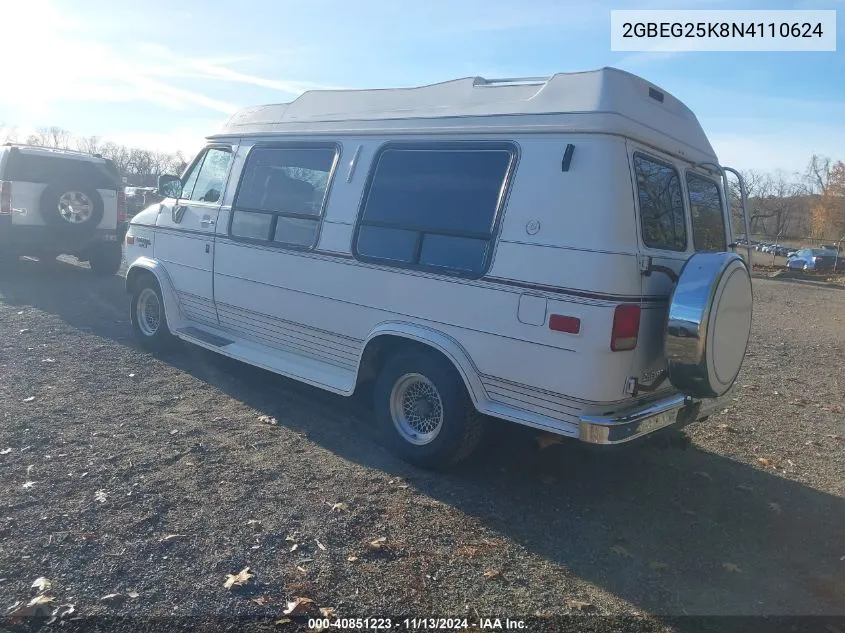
[0,222,126,255]
[578,390,725,445]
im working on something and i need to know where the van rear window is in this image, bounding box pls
[633,154,686,252]
[354,144,514,277]
[687,173,727,252]
[4,152,119,189]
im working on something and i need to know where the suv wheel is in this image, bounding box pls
[130,278,175,351]
[39,184,104,231]
[374,349,483,470]
[89,243,123,276]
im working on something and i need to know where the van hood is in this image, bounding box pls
[130,204,162,227]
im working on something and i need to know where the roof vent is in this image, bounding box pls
[648,87,665,103]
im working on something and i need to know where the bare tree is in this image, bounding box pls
[26,126,73,149]
[76,135,102,155]
[805,154,832,195]
[0,123,17,144]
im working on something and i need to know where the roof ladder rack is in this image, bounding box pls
[473,76,551,86]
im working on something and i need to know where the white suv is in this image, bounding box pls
[0,144,126,275]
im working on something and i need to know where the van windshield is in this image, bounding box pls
[687,173,727,252]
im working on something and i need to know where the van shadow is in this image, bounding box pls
[2,257,844,624]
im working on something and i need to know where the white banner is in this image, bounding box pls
[610,10,836,51]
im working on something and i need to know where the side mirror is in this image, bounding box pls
[158,174,183,199]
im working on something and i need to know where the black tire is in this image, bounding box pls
[373,349,483,470]
[39,183,104,231]
[130,277,175,351]
[89,243,123,276]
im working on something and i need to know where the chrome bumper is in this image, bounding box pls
[578,392,721,445]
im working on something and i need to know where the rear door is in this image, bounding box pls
[155,144,236,327]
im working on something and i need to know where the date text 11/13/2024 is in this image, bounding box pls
[305,617,527,630]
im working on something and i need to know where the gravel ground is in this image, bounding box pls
[0,257,843,632]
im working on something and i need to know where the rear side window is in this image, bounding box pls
[633,153,686,252]
[353,144,514,277]
[4,152,119,189]
[230,145,338,248]
[687,173,727,252]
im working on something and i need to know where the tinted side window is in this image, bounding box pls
[687,173,726,252]
[354,145,513,276]
[187,148,232,203]
[634,154,686,252]
[232,145,337,248]
[5,153,119,189]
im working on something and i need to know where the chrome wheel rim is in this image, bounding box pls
[389,373,444,446]
[58,191,93,224]
[136,288,161,337]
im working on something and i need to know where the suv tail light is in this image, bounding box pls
[117,189,127,223]
[0,181,11,215]
[611,304,641,351]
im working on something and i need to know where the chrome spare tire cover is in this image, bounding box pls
[665,252,753,398]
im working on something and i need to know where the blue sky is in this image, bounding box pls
[2,0,842,175]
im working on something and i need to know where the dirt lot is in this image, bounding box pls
[1,257,844,632]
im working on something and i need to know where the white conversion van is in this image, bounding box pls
[124,67,753,469]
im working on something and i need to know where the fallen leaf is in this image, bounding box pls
[94,490,108,503]
[7,595,55,617]
[826,404,844,414]
[275,618,291,625]
[722,562,742,573]
[736,484,754,493]
[223,567,254,590]
[565,599,595,611]
[720,408,729,415]
[128,373,135,377]
[368,536,390,552]
[22,481,35,489]
[757,457,776,469]
[19,328,31,334]
[47,603,75,623]
[31,577,52,593]
[536,434,565,450]
[347,555,358,563]
[320,607,336,618]
[540,474,557,485]
[718,424,740,433]
[42,358,56,364]
[127,591,140,599]
[77,532,97,541]
[483,569,502,580]
[0,448,11,455]
[257,415,277,425]
[693,471,712,481]
[247,519,263,529]
[315,539,326,551]
[610,545,633,558]
[649,561,669,572]
[169,429,179,435]
[295,565,307,573]
[101,593,125,603]
[289,543,299,553]
[23,396,35,403]
[768,502,782,514]
[251,596,272,606]
[456,546,479,558]
[329,502,347,512]
[283,597,314,616]
[159,534,186,544]
[285,533,298,542]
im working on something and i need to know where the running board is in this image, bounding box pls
[175,326,234,347]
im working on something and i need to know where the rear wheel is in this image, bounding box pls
[89,243,123,276]
[374,349,483,470]
[130,278,175,351]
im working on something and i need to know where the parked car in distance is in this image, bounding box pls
[0,144,126,274]
[123,67,754,469]
[786,248,843,271]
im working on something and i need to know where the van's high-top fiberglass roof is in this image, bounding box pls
[214,67,716,162]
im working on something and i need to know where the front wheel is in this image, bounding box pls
[130,278,175,351]
[373,349,483,470]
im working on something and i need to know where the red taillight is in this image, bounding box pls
[611,304,641,351]
[125,235,135,245]
[117,189,126,223]
[0,181,11,215]
[549,314,581,334]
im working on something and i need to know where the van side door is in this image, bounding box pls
[155,144,236,326]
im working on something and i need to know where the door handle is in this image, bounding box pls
[201,216,216,226]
